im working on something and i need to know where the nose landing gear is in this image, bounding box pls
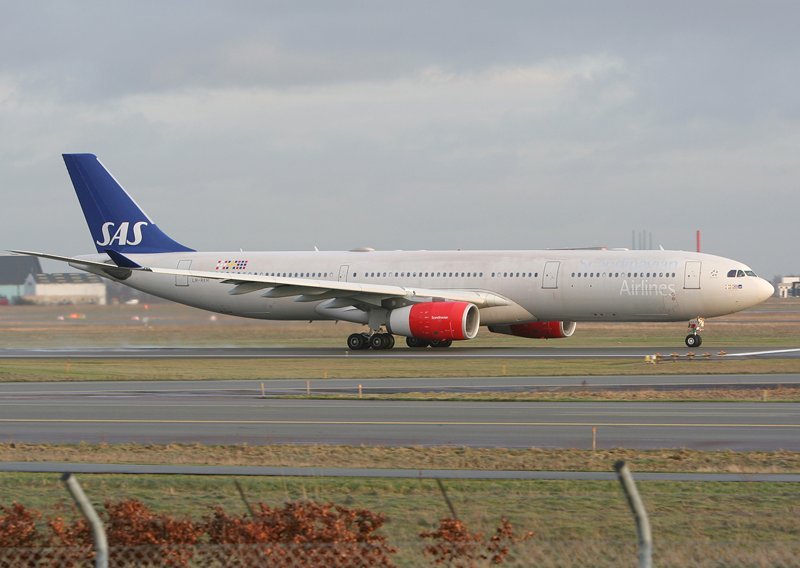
[685,317,705,348]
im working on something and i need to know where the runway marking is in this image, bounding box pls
[0,419,797,428]
[723,348,800,357]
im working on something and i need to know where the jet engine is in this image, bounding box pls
[488,321,577,339]
[388,302,480,341]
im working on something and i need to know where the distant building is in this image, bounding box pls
[0,255,42,304]
[777,276,800,299]
[22,273,107,305]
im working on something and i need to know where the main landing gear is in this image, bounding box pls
[406,337,453,349]
[685,317,705,348]
[346,333,453,350]
[347,332,395,350]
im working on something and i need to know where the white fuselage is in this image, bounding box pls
[77,248,774,326]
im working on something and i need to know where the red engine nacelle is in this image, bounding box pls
[488,321,577,339]
[388,302,480,341]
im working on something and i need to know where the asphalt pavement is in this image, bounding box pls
[0,387,797,450]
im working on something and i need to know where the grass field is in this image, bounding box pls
[1,298,799,349]
[1,357,799,383]
[3,443,800,473]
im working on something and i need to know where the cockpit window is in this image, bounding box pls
[727,269,750,278]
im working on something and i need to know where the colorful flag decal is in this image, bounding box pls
[215,259,249,271]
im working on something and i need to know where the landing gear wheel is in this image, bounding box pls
[347,333,368,350]
[430,339,453,348]
[406,337,430,348]
[685,334,702,348]
[385,334,395,349]
[370,334,390,350]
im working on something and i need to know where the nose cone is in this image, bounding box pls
[756,278,775,303]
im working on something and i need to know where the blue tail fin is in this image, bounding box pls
[63,153,194,253]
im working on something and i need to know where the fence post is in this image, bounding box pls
[614,461,652,568]
[62,473,108,568]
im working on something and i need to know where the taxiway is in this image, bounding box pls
[0,379,797,450]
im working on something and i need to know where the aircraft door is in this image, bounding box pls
[338,264,350,282]
[684,261,701,289]
[175,260,191,286]
[542,261,560,289]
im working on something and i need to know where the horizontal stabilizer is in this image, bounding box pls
[8,250,146,280]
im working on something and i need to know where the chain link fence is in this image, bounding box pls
[1,541,800,567]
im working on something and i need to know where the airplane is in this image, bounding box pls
[13,154,775,350]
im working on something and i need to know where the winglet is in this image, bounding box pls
[105,249,142,269]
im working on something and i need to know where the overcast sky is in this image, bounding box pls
[1,1,797,277]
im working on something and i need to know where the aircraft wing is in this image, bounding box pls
[146,266,510,308]
[10,250,509,308]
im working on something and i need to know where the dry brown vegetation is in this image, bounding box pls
[2,443,799,473]
[315,385,800,402]
[1,356,800,382]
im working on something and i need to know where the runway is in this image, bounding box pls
[1,346,799,359]
[0,378,798,450]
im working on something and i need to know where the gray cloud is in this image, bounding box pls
[1,1,798,277]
